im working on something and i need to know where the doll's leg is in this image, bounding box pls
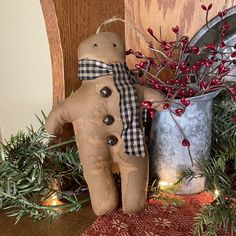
[118,152,149,213]
[78,144,118,216]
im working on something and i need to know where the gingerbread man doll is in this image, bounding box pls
[46,32,163,215]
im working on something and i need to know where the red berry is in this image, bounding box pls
[169,62,177,70]
[163,86,167,91]
[154,83,161,89]
[163,103,170,109]
[201,4,207,10]
[182,68,190,73]
[149,109,155,119]
[175,108,184,115]
[219,40,225,48]
[151,79,157,84]
[135,51,144,58]
[125,49,134,55]
[172,26,179,33]
[185,100,191,106]
[139,61,148,69]
[189,88,194,93]
[231,52,236,58]
[232,116,236,123]
[191,65,197,71]
[150,59,156,66]
[180,37,189,46]
[185,76,191,83]
[208,3,213,10]
[223,22,230,31]
[190,46,200,54]
[182,139,190,147]
[219,64,230,74]
[206,44,216,50]
[211,78,217,85]
[222,9,228,16]
[181,97,186,105]
[189,92,195,97]
[148,42,154,49]
[161,42,173,51]
[180,90,187,96]
[142,101,152,109]
[167,52,173,58]
[147,27,154,35]
[200,81,206,89]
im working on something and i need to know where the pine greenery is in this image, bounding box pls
[0,113,89,222]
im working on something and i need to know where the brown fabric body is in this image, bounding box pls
[46,32,163,215]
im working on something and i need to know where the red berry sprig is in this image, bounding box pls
[126,3,235,117]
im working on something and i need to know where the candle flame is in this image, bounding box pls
[41,192,64,207]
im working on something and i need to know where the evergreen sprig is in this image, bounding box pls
[194,198,236,236]
[178,92,236,236]
[0,113,89,222]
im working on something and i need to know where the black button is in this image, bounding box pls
[103,115,115,126]
[106,135,118,146]
[100,86,112,97]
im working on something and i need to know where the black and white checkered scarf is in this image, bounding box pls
[78,59,145,157]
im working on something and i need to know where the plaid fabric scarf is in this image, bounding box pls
[78,59,145,157]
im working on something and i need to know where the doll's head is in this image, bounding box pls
[78,32,125,64]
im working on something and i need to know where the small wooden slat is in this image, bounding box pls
[40,0,65,105]
[125,0,236,68]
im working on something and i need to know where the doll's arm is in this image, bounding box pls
[136,85,164,111]
[45,101,72,135]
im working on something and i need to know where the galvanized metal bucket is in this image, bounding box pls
[149,91,220,194]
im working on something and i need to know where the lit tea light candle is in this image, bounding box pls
[158,181,174,189]
[41,192,64,207]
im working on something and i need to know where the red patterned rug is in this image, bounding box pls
[81,192,231,236]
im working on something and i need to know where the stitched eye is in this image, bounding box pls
[113,43,117,47]
[93,43,98,47]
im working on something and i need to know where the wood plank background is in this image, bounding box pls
[125,0,236,68]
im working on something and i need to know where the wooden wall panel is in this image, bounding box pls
[41,0,124,103]
[125,0,236,68]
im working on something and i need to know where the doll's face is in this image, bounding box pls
[78,32,125,64]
